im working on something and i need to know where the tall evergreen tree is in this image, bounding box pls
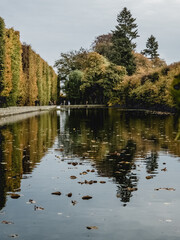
[110,7,139,75]
[141,35,159,60]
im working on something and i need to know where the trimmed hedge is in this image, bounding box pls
[0,18,57,107]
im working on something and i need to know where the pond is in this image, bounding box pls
[0,108,180,240]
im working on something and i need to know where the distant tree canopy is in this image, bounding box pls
[141,35,159,60]
[80,52,126,104]
[54,7,180,111]
[91,33,112,60]
[54,48,88,82]
[55,51,126,104]
[0,18,57,107]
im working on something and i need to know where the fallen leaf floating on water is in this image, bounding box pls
[9,234,19,238]
[71,200,77,206]
[155,188,176,191]
[51,191,61,196]
[82,195,92,200]
[67,193,72,197]
[55,148,64,152]
[70,176,77,179]
[10,194,20,199]
[80,171,87,175]
[1,220,14,224]
[29,199,36,204]
[78,180,97,185]
[86,226,98,230]
[72,162,78,166]
[99,181,106,184]
[34,205,44,211]
[146,176,153,180]
[161,167,167,171]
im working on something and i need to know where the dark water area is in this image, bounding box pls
[0,109,180,239]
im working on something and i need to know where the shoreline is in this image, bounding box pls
[58,105,175,115]
[0,106,56,118]
[0,105,176,120]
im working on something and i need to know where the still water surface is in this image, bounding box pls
[0,109,180,239]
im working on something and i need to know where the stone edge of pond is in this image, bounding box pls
[0,106,56,118]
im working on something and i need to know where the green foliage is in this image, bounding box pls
[171,74,180,109]
[65,70,83,104]
[92,33,113,59]
[81,52,126,104]
[161,67,170,76]
[21,44,57,106]
[113,62,179,110]
[115,7,139,49]
[0,17,5,94]
[109,7,139,75]
[54,48,88,82]
[141,35,159,60]
[141,72,159,84]
[7,29,22,105]
[0,17,57,107]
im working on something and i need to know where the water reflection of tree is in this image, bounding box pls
[102,139,138,204]
[58,109,180,204]
[0,111,57,210]
[145,151,159,174]
[0,131,6,210]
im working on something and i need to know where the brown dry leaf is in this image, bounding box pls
[82,195,92,200]
[10,194,20,199]
[9,234,19,238]
[70,176,77,179]
[86,226,98,230]
[100,181,106,184]
[146,176,153,180]
[80,171,87,175]
[161,167,167,171]
[34,205,44,211]
[155,188,175,191]
[71,200,77,206]
[1,220,14,224]
[51,191,61,196]
[67,193,72,197]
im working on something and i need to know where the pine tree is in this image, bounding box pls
[141,35,159,60]
[110,7,139,75]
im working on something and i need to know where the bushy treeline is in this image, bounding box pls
[55,50,126,104]
[109,56,180,111]
[55,7,180,111]
[0,17,57,107]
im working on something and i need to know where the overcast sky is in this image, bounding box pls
[0,0,179,68]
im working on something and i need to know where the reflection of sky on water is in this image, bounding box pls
[0,109,180,239]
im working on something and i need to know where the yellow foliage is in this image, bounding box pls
[0,20,57,106]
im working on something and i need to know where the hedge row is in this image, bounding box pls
[0,17,57,107]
